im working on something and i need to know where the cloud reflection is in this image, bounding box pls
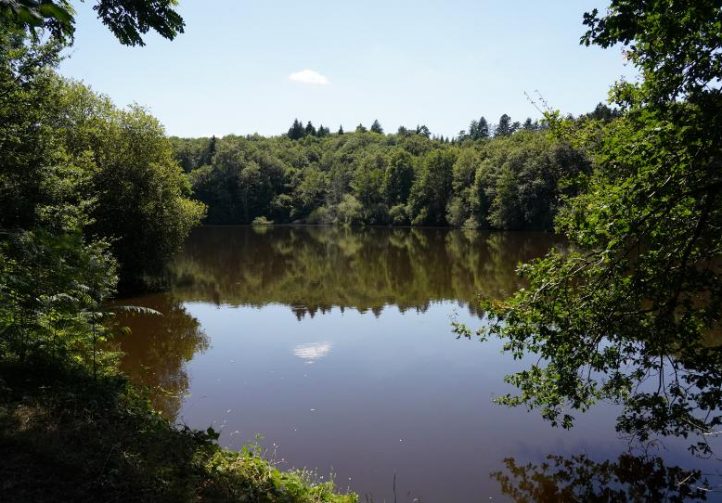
[293,342,331,364]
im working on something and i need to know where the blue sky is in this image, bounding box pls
[59,1,633,138]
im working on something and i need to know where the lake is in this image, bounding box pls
[115,226,720,502]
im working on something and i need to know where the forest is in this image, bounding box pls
[2,0,722,501]
[171,110,611,230]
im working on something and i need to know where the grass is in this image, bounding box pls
[0,355,356,503]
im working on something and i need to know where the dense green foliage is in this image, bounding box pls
[172,121,591,230]
[55,82,205,284]
[0,26,119,373]
[456,0,722,454]
[0,27,204,286]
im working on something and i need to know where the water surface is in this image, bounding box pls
[115,226,719,501]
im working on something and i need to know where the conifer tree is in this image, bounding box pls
[288,119,305,140]
[305,121,317,137]
[477,117,489,138]
[469,117,490,140]
[494,114,513,137]
[415,124,430,138]
[468,120,479,139]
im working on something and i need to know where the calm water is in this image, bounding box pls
[115,226,720,502]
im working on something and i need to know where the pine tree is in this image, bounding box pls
[337,125,344,135]
[370,119,383,134]
[477,117,489,138]
[468,120,479,139]
[415,124,430,137]
[305,121,317,136]
[587,103,620,122]
[468,117,489,140]
[288,119,305,140]
[494,114,513,137]
[356,123,367,133]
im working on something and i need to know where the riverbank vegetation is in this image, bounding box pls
[172,114,601,230]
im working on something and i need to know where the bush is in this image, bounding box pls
[252,216,274,226]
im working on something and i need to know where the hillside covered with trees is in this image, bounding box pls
[170,109,616,230]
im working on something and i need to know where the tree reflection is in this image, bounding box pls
[492,452,712,502]
[108,227,555,419]
[169,225,558,316]
[110,294,208,419]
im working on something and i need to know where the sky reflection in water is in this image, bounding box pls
[293,342,333,364]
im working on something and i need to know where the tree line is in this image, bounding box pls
[285,114,551,143]
[171,109,618,230]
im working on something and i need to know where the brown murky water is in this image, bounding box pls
[113,226,720,502]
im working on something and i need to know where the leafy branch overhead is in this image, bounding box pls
[581,1,722,103]
[458,0,722,453]
[0,0,184,45]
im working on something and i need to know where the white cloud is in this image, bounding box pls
[293,342,332,364]
[288,69,329,86]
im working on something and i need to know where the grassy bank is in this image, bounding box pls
[0,354,356,503]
